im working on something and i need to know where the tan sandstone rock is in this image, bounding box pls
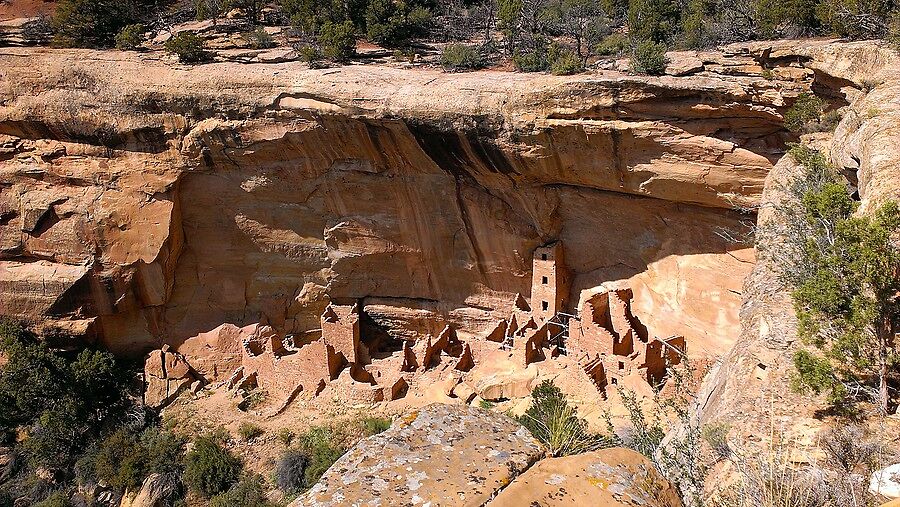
[0,41,811,358]
[119,473,180,507]
[291,403,545,507]
[143,346,197,409]
[488,447,683,507]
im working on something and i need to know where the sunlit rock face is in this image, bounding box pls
[4,41,841,360]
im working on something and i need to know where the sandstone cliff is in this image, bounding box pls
[689,40,900,491]
[1,42,827,359]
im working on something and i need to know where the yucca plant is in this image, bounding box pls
[518,380,612,457]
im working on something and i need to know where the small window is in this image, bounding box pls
[611,377,618,385]
[541,253,547,261]
[541,301,549,311]
[618,361,625,370]
[541,276,548,285]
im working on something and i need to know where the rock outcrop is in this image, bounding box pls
[689,40,900,490]
[292,404,545,507]
[488,447,683,507]
[0,42,817,361]
[143,345,198,408]
[120,473,182,507]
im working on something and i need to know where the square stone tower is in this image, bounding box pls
[530,242,570,323]
[321,302,361,367]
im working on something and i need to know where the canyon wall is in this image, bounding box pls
[0,44,815,358]
[690,41,900,484]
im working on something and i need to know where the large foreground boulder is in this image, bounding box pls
[120,473,182,507]
[292,404,544,507]
[871,463,900,499]
[488,447,683,507]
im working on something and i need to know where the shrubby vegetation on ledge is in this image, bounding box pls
[760,144,900,414]
[0,320,394,506]
[43,0,900,71]
[775,145,900,415]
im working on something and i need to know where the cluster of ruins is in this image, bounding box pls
[144,242,685,409]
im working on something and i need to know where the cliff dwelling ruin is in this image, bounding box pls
[144,241,685,411]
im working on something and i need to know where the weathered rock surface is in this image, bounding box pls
[119,473,181,507]
[143,345,197,408]
[488,447,683,507]
[690,40,900,491]
[871,463,900,499]
[0,41,832,359]
[292,404,544,507]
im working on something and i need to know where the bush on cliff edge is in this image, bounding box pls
[517,380,610,457]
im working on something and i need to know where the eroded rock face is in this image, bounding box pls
[143,345,197,409]
[689,41,900,492]
[0,42,824,359]
[292,404,545,507]
[488,447,684,507]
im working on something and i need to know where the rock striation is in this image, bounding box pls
[0,41,828,363]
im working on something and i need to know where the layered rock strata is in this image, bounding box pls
[1,42,826,363]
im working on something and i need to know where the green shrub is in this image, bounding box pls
[784,92,828,133]
[92,429,147,490]
[80,427,184,494]
[548,44,584,75]
[276,428,295,446]
[780,144,900,413]
[209,474,275,507]
[792,349,847,405]
[164,32,210,64]
[270,417,384,496]
[517,380,610,457]
[244,27,275,49]
[356,417,391,436]
[51,0,141,48]
[115,24,144,50]
[513,37,566,73]
[890,11,900,51]
[295,44,324,66]
[140,427,186,477]
[238,422,264,442]
[596,33,628,56]
[787,143,831,175]
[297,427,345,486]
[365,0,432,48]
[274,449,309,494]
[630,40,667,75]
[195,0,230,22]
[754,0,821,38]
[440,43,484,71]
[33,491,70,507]
[183,436,241,498]
[608,388,666,459]
[22,17,54,44]
[0,325,130,472]
[513,48,548,72]
[702,423,731,459]
[318,20,356,62]
[627,0,682,43]
[280,0,342,37]
[817,0,894,40]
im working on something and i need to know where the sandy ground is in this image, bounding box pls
[0,0,55,21]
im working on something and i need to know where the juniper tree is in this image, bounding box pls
[786,147,900,413]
